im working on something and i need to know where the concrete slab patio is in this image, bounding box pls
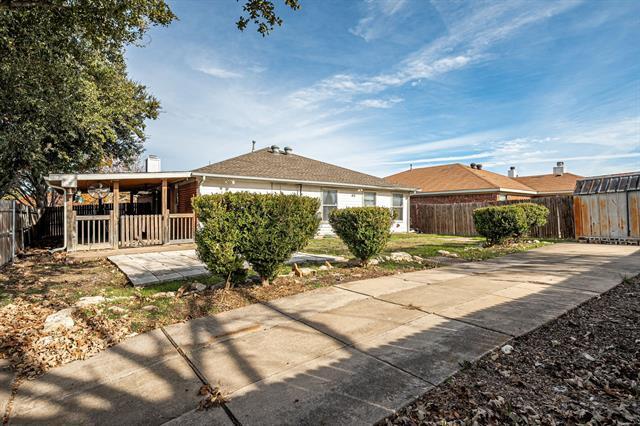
[5,243,639,425]
[109,250,347,286]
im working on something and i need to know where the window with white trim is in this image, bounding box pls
[322,190,337,221]
[363,192,376,207]
[392,193,403,220]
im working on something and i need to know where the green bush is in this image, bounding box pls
[329,207,393,265]
[473,205,528,245]
[193,192,320,286]
[193,195,246,289]
[514,203,549,234]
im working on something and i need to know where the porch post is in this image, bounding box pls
[112,181,119,249]
[161,178,168,243]
[66,191,76,251]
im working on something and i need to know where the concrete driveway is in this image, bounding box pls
[6,243,640,425]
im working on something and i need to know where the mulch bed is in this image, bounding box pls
[382,275,640,425]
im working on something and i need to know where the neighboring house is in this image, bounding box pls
[385,163,537,205]
[512,162,582,197]
[46,146,415,251]
[191,146,415,235]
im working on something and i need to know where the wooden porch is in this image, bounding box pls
[46,172,199,252]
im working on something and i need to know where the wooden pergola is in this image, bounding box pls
[46,172,198,251]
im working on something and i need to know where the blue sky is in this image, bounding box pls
[126,0,640,178]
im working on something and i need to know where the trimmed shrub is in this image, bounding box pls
[193,192,320,286]
[329,207,393,265]
[231,192,321,284]
[193,195,246,289]
[514,203,549,234]
[473,205,528,245]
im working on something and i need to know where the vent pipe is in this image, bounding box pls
[553,161,565,176]
[252,140,256,152]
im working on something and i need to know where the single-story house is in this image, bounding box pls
[46,146,415,251]
[513,162,582,197]
[385,163,536,205]
[385,161,582,205]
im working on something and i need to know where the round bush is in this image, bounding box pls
[329,207,393,265]
[193,192,320,285]
[473,205,528,245]
[193,195,245,289]
[514,203,549,234]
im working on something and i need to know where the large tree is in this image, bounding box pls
[0,0,300,208]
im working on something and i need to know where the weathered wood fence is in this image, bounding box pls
[410,196,575,239]
[0,200,39,267]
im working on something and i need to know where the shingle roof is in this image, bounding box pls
[193,148,408,189]
[515,172,583,194]
[385,163,535,193]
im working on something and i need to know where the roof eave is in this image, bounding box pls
[414,187,538,196]
[192,172,417,192]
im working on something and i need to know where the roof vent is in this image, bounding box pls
[508,166,517,178]
[269,145,280,154]
[553,161,565,176]
[470,163,477,169]
[283,146,293,155]
[476,163,483,170]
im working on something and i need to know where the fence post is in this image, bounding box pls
[11,200,16,260]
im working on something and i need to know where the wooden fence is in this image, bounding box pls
[410,196,575,239]
[0,200,39,267]
[120,214,163,248]
[169,213,196,243]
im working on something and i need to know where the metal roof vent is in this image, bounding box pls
[470,163,477,169]
[476,164,483,170]
[269,145,280,154]
[283,146,293,155]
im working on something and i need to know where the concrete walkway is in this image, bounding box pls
[6,243,639,425]
[109,250,347,286]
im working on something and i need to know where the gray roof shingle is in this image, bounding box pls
[193,148,408,190]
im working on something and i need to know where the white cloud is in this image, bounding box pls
[291,0,580,107]
[359,97,403,109]
[195,65,242,79]
[349,0,408,42]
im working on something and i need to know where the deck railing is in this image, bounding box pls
[74,213,112,250]
[169,213,195,243]
[120,214,163,248]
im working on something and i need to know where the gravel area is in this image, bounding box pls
[382,275,640,425]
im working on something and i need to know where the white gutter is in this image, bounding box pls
[44,179,67,253]
[413,187,538,196]
[47,171,192,182]
[192,172,417,192]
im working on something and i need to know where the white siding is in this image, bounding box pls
[199,178,410,235]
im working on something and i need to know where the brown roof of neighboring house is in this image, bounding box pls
[515,172,582,194]
[385,163,536,194]
[193,148,409,190]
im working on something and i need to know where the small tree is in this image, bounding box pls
[473,205,528,246]
[329,207,392,266]
[193,195,246,289]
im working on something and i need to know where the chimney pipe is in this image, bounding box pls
[252,140,256,152]
[508,166,517,178]
[553,161,565,176]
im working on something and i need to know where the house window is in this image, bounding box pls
[392,193,403,220]
[363,192,376,207]
[498,194,507,201]
[322,190,337,221]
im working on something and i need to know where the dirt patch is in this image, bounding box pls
[382,275,640,425]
